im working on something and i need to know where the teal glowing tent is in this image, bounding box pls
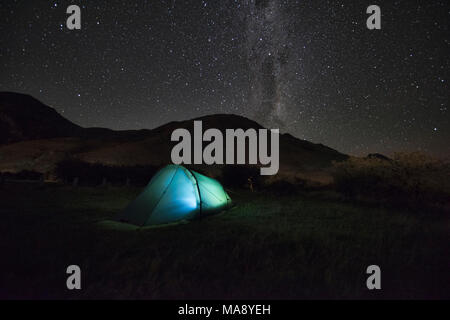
[115,165,232,226]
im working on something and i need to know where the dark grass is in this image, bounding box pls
[0,182,448,299]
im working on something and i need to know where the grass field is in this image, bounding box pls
[0,182,448,299]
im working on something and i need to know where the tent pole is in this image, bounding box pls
[187,168,202,217]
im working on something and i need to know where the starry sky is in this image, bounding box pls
[1,0,449,157]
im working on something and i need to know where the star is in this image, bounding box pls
[0,0,448,157]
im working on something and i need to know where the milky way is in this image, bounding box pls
[0,1,449,157]
[241,0,293,127]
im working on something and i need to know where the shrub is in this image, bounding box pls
[0,170,43,181]
[55,159,159,186]
[220,165,263,190]
[332,152,450,210]
[266,180,298,196]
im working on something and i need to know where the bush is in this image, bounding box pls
[0,170,43,181]
[55,159,159,186]
[332,152,450,210]
[266,180,298,196]
[220,165,264,190]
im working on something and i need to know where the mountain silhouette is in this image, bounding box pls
[0,92,348,185]
[0,92,84,144]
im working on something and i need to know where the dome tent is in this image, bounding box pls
[115,165,232,226]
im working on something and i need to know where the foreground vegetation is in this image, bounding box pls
[332,152,450,212]
[0,182,448,299]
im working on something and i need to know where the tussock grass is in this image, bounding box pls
[0,183,448,299]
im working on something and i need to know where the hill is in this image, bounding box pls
[0,92,348,185]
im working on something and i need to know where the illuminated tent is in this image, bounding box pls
[115,165,232,226]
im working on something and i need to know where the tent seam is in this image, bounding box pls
[143,166,179,226]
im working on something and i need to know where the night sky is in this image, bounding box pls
[1,0,448,157]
